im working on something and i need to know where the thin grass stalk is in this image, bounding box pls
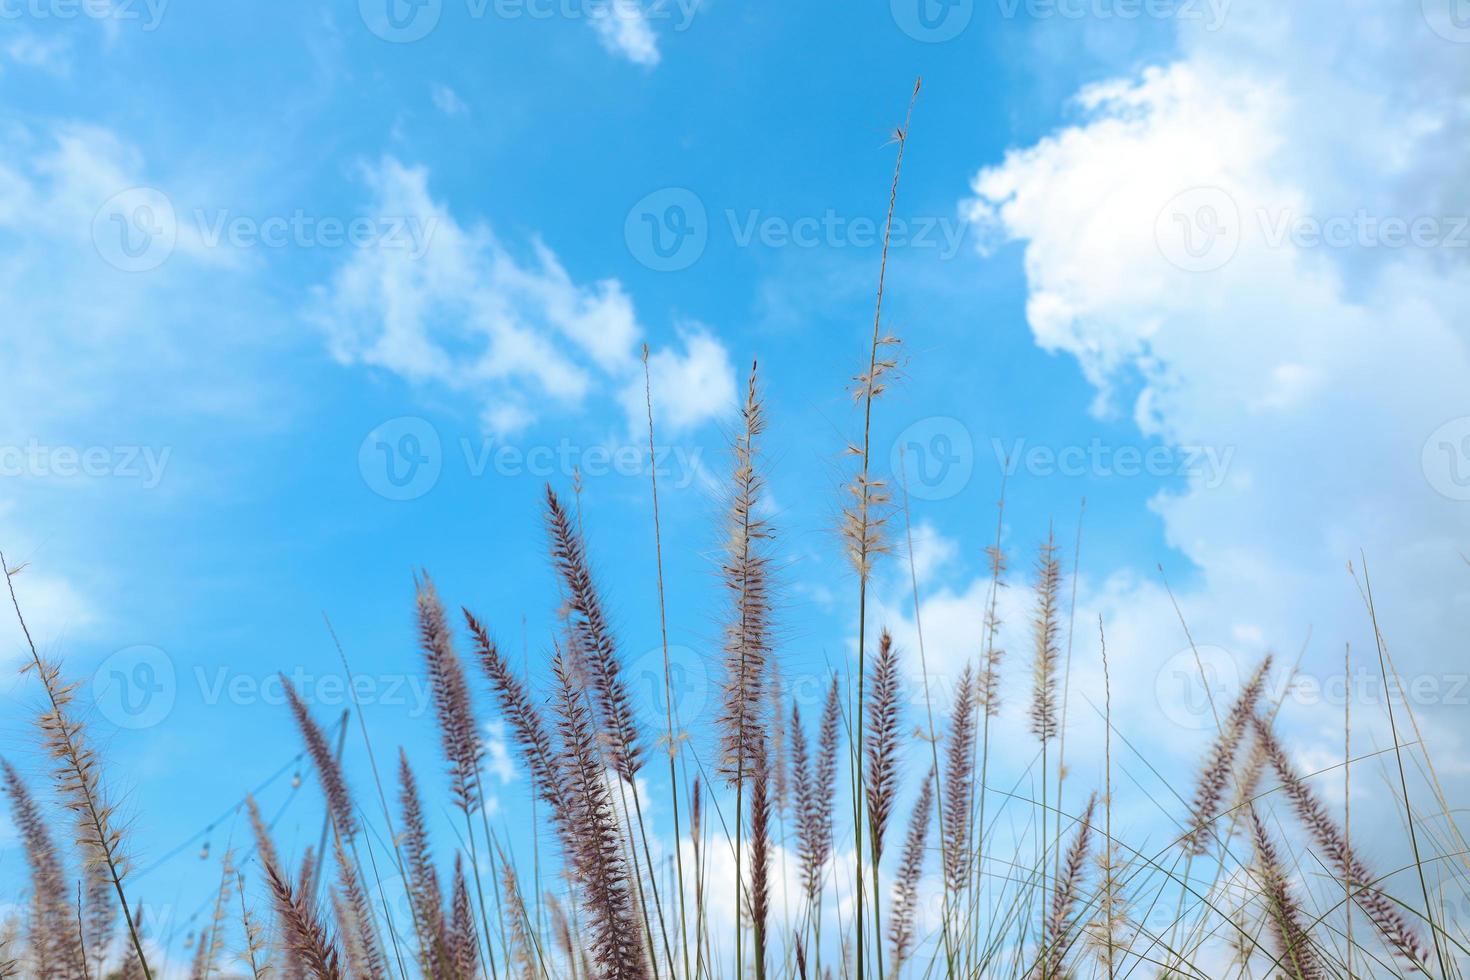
[640,344,693,980]
[843,78,919,980]
[2,554,152,980]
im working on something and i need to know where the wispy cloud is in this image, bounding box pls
[309,157,734,435]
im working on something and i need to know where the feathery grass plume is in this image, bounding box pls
[546,891,575,977]
[864,629,902,859]
[788,703,816,896]
[27,655,144,980]
[81,812,117,980]
[812,680,843,901]
[236,873,270,980]
[416,573,484,815]
[1252,713,1432,972]
[115,908,147,980]
[0,920,16,980]
[500,857,535,980]
[717,361,775,786]
[3,764,80,975]
[7,559,150,980]
[263,847,343,980]
[1,760,75,976]
[1183,654,1272,855]
[889,766,935,970]
[749,742,774,980]
[1040,793,1098,979]
[941,664,978,894]
[1247,809,1323,980]
[193,848,235,980]
[979,539,1008,718]
[544,485,644,781]
[246,795,304,980]
[790,689,839,904]
[1085,840,1133,977]
[448,855,479,980]
[396,750,445,972]
[769,671,788,815]
[332,832,387,979]
[282,676,357,840]
[467,610,566,816]
[330,889,367,977]
[1231,727,1269,823]
[550,651,650,980]
[1086,621,1131,979]
[1028,532,1062,743]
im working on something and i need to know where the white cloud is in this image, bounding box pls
[619,326,737,437]
[3,33,72,75]
[955,0,1470,813]
[588,0,661,67]
[431,84,468,116]
[308,157,734,435]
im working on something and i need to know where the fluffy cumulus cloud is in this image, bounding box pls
[920,0,1470,845]
[588,0,662,67]
[309,157,735,435]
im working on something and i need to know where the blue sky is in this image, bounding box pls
[3,0,1469,970]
